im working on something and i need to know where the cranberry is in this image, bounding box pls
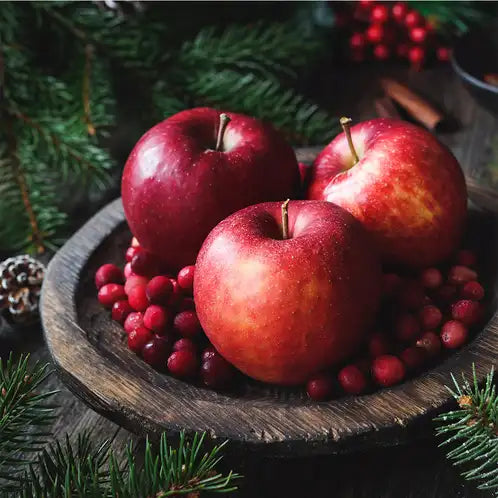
[418,305,442,330]
[420,268,442,289]
[404,10,422,28]
[370,4,389,23]
[366,23,384,44]
[461,281,484,301]
[98,283,126,309]
[441,320,468,349]
[201,353,235,389]
[372,355,406,387]
[178,297,195,311]
[124,312,144,334]
[435,284,457,305]
[408,46,425,66]
[167,350,199,378]
[126,246,141,263]
[400,346,426,371]
[146,276,173,305]
[448,265,477,285]
[128,326,153,354]
[409,26,427,44]
[124,262,134,279]
[168,278,183,307]
[368,332,391,358]
[399,281,425,310]
[455,249,476,267]
[143,305,170,334]
[125,275,149,296]
[436,46,451,62]
[394,313,421,342]
[338,365,367,395]
[350,33,366,50]
[202,345,217,361]
[131,251,160,277]
[382,273,402,297]
[174,310,202,338]
[306,373,335,401]
[142,335,173,368]
[111,300,133,324]
[172,337,197,353]
[373,44,390,60]
[128,284,149,312]
[451,300,480,326]
[131,236,140,247]
[95,264,123,289]
[177,265,195,294]
[416,331,441,357]
[392,2,408,22]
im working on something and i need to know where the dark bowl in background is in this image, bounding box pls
[452,27,498,114]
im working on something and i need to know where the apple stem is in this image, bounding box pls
[281,199,290,240]
[340,116,359,165]
[215,113,231,151]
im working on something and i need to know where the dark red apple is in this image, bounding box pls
[122,108,299,270]
[194,200,382,385]
[307,118,467,267]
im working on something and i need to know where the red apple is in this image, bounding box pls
[194,200,382,385]
[307,118,467,267]
[122,108,299,270]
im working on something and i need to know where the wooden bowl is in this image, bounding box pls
[41,179,498,457]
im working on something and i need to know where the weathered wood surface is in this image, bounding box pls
[9,65,498,495]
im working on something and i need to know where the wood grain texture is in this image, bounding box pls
[40,180,498,456]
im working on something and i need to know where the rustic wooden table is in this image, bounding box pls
[6,65,497,497]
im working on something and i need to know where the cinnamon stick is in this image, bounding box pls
[380,78,444,130]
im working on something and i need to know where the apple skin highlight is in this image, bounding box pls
[194,200,382,385]
[307,118,467,267]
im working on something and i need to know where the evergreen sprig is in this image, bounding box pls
[0,354,57,489]
[0,353,239,497]
[1,2,116,254]
[434,365,498,492]
[19,431,240,497]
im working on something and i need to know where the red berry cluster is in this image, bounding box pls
[343,1,451,68]
[96,237,236,390]
[306,249,486,401]
[96,240,486,402]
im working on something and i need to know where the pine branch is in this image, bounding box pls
[2,121,46,254]
[176,22,321,80]
[37,2,168,75]
[1,16,116,252]
[0,135,68,254]
[111,431,241,497]
[159,22,337,144]
[180,69,337,145]
[434,366,498,492]
[20,430,241,497]
[0,354,57,491]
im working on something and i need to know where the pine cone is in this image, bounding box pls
[0,255,45,322]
